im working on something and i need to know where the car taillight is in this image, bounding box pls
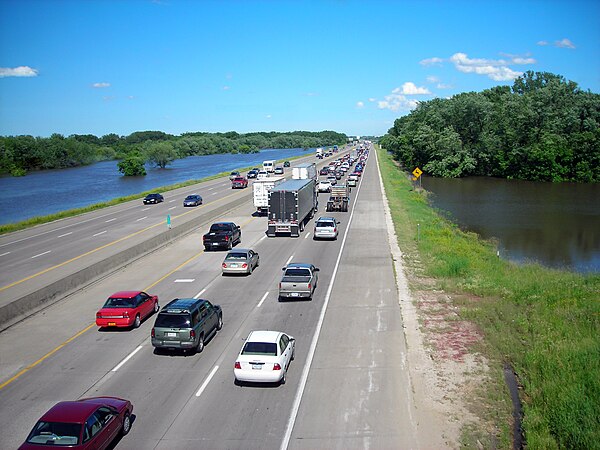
[273,363,282,371]
[235,362,241,369]
[151,328,155,337]
[308,283,312,291]
[279,282,282,289]
[222,263,227,268]
[224,236,229,241]
[96,312,101,319]
[190,330,196,339]
[334,228,337,233]
[242,263,247,268]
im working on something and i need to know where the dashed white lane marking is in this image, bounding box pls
[285,254,294,265]
[259,235,267,242]
[136,216,148,222]
[31,251,51,259]
[195,365,219,397]
[105,218,117,223]
[257,291,269,308]
[93,231,107,237]
[194,288,207,299]
[111,345,143,372]
[169,200,176,203]
[142,207,151,211]
[57,232,72,238]
[207,187,214,191]
[0,251,10,257]
[304,232,311,239]
[174,279,195,283]
[168,206,177,210]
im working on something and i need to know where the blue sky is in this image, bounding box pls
[1,0,598,138]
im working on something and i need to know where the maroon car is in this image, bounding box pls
[231,176,248,189]
[96,290,159,329]
[19,397,133,450]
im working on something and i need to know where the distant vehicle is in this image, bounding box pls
[292,162,317,182]
[222,248,259,275]
[247,169,259,179]
[143,193,163,204]
[274,166,284,175]
[347,177,357,187]
[203,222,241,251]
[326,184,350,212]
[316,148,323,159]
[283,161,291,167]
[326,175,337,186]
[263,160,276,173]
[256,170,269,180]
[317,180,332,193]
[278,263,319,300]
[96,291,159,329]
[319,167,329,176]
[231,176,248,189]
[313,217,339,240]
[19,397,133,450]
[234,330,295,385]
[183,194,203,207]
[151,298,222,353]
[229,171,240,180]
[252,176,285,214]
[267,179,317,237]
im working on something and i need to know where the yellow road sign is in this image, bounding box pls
[412,167,423,179]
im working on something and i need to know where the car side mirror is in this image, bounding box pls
[337,221,340,224]
[282,267,286,271]
[314,268,320,272]
[290,337,295,342]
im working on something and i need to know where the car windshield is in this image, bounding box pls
[241,342,278,356]
[154,313,191,328]
[103,297,135,308]
[284,268,311,277]
[27,421,81,446]
[226,253,248,260]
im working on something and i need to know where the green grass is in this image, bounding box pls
[377,145,600,449]
[0,153,308,235]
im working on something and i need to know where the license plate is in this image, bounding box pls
[108,322,116,326]
[252,364,262,370]
[167,332,177,337]
[230,263,238,268]
[290,292,299,297]
[213,243,220,246]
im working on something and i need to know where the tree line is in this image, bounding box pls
[0,130,347,176]
[380,71,599,182]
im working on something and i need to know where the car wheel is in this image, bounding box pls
[154,302,160,313]
[196,335,204,353]
[291,348,295,361]
[216,315,223,331]
[133,315,141,328]
[121,412,131,436]
[248,264,252,275]
[227,241,233,250]
[280,370,286,385]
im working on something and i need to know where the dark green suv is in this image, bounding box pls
[151,298,222,353]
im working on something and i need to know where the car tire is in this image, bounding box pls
[121,412,131,436]
[227,241,233,250]
[216,315,223,331]
[133,315,141,328]
[280,370,286,385]
[196,335,205,353]
[248,264,253,275]
[154,302,160,314]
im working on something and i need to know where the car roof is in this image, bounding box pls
[39,399,112,423]
[247,330,283,343]
[285,263,313,269]
[226,248,252,254]
[162,298,205,312]
[316,217,336,222]
[109,290,142,298]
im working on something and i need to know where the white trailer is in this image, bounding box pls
[262,160,276,173]
[253,176,285,214]
[292,162,317,182]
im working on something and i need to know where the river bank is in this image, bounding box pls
[377,145,600,449]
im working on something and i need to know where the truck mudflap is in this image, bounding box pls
[268,222,301,237]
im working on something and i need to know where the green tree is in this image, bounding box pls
[117,154,146,176]
[144,141,177,169]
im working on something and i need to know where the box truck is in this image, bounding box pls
[253,176,285,214]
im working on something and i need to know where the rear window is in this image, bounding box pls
[154,313,191,328]
[27,421,81,446]
[226,253,247,260]
[316,221,335,228]
[284,268,311,277]
[242,342,278,356]
[209,224,231,232]
[103,297,135,308]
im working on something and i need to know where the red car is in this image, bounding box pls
[96,291,159,328]
[231,176,248,189]
[19,396,133,450]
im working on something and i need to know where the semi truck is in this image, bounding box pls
[267,178,317,237]
[292,162,317,182]
[326,184,350,212]
[253,176,285,214]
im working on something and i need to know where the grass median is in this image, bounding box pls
[377,145,599,449]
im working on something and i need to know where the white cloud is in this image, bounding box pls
[449,52,522,81]
[377,93,418,112]
[305,92,318,97]
[420,57,443,66]
[426,75,440,83]
[368,97,376,102]
[223,85,230,90]
[511,57,536,64]
[266,114,272,119]
[356,101,364,108]
[92,82,110,88]
[393,81,430,95]
[537,40,549,46]
[0,66,38,78]
[127,95,135,100]
[437,83,453,89]
[555,38,575,48]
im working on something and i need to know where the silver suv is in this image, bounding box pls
[313,217,339,240]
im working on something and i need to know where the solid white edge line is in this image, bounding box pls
[285,254,294,265]
[31,250,51,259]
[196,365,219,397]
[194,288,207,299]
[111,345,143,372]
[256,291,269,308]
[280,157,365,450]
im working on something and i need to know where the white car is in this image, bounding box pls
[234,330,295,385]
[256,170,269,179]
[313,217,339,240]
[317,180,331,193]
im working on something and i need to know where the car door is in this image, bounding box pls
[249,250,257,268]
[279,334,291,369]
[93,407,121,449]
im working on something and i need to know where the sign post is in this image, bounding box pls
[167,214,171,229]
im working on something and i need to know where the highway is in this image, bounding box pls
[0,145,432,449]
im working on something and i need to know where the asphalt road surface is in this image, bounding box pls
[0,145,424,449]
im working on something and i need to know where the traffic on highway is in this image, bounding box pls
[1,142,423,449]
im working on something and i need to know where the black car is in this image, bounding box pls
[143,193,164,204]
[183,194,203,207]
[247,169,258,179]
[283,161,291,167]
[319,167,329,176]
